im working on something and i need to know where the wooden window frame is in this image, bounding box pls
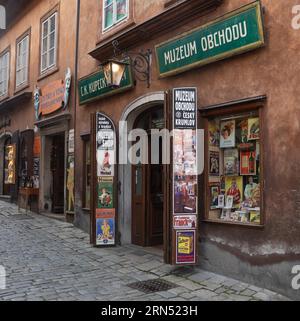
[82,134,91,210]
[15,28,31,93]
[39,4,60,78]
[0,46,10,101]
[102,0,129,32]
[200,98,265,229]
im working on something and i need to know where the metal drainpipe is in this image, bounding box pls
[73,0,80,222]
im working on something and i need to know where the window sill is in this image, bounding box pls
[202,219,265,229]
[38,66,59,82]
[14,83,30,95]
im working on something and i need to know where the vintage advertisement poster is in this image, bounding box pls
[97,149,115,177]
[225,176,243,208]
[68,129,75,154]
[33,158,40,189]
[174,175,197,214]
[208,119,220,147]
[97,177,114,209]
[240,151,256,175]
[96,209,115,246]
[248,118,260,140]
[4,144,16,185]
[173,215,197,229]
[209,151,219,176]
[66,155,75,212]
[220,120,235,148]
[210,184,220,210]
[176,230,196,264]
[224,149,239,176]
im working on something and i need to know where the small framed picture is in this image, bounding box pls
[209,151,219,176]
[218,195,225,208]
[248,118,260,140]
[220,120,236,148]
[210,185,220,210]
[225,195,234,209]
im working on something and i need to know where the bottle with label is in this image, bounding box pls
[249,152,255,174]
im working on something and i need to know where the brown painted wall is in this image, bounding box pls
[76,0,300,278]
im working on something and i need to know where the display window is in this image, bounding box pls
[204,109,263,226]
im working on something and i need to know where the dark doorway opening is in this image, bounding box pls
[51,134,65,214]
[131,106,164,247]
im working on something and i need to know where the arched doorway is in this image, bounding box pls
[3,135,12,195]
[131,106,164,247]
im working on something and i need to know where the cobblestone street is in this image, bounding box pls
[0,201,289,301]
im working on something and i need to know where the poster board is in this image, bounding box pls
[4,144,16,185]
[172,88,198,265]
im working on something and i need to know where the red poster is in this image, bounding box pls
[240,151,256,175]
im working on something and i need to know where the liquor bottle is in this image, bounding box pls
[249,152,255,174]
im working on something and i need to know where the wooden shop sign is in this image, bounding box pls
[155,1,265,77]
[40,80,65,116]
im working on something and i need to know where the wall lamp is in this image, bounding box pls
[100,40,152,88]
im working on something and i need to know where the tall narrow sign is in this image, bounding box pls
[95,113,117,247]
[173,88,198,265]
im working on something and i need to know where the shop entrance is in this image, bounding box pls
[50,134,65,214]
[131,107,164,247]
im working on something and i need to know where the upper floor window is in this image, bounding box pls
[103,0,128,31]
[16,35,29,88]
[41,12,58,73]
[0,51,9,98]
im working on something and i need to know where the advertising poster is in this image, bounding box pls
[66,155,75,212]
[173,215,197,229]
[4,144,16,185]
[176,230,196,264]
[225,176,243,208]
[33,158,40,189]
[220,120,235,148]
[208,120,220,147]
[210,184,220,210]
[240,151,256,175]
[174,175,197,214]
[209,151,219,176]
[224,149,239,176]
[96,209,115,246]
[97,177,114,209]
[97,150,115,177]
[248,118,260,140]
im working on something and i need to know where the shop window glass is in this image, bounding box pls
[206,111,262,225]
[103,0,128,31]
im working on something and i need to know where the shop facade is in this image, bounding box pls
[76,0,300,299]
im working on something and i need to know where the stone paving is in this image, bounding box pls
[0,201,290,301]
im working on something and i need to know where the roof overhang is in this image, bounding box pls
[0,91,32,112]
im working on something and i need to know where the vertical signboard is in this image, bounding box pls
[94,113,117,247]
[173,88,198,265]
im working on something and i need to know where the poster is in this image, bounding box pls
[66,155,75,212]
[97,177,114,209]
[220,120,235,148]
[225,176,243,208]
[96,209,115,246]
[224,149,239,176]
[248,118,260,140]
[208,120,220,147]
[97,149,115,177]
[210,184,220,209]
[4,144,16,185]
[173,215,197,229]
[209,151,219,176]
[240,151,256,175]
[68,129,75,153]
[176,230,196,264]
[33,158,40,189]
[174,175,197,213]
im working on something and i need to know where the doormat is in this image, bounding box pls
[127,279,177,294]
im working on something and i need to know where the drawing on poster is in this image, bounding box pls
[176,230,196,264]
[96,209,115,246]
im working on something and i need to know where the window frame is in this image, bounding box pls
[0,47,10,99]
[201,101,265,228]
[102,0,129,32]
[40,9,59,75]
[15,29,31,90]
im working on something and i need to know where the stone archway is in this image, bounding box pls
[0,132,12,195]
[118,92,165,245]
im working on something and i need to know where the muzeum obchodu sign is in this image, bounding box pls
[155,1,265,78]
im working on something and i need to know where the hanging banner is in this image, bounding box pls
[173,87,198,265]
[95,112,117,247]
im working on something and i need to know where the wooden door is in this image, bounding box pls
[51,135,65,213]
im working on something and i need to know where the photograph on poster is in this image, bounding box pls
[225,176,243,208]
[176,230,196,264]
[248,118,260,140]
[96,209,115,246]
[97,150,114,176]
[240,151,256,175]
[174,175,197,213]
[210,184,220,209]
[173,215,197,229]
[97,130,114,150]
[225,195,234,209]
[224,149,239,176]
[220,120,235,148]
[218,194,225,208]
[98,178,114,209]
[208,120,220,147]
[209,151,219,176]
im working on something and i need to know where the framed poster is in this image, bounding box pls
[97,177,114,209]
[224,149,239,176]
[208,120,220,147]
[248,118,260,140]
[210,184,220,210]
[176,230,196,264]
[225,176,243,208]
[96,209,115,246]
[173,215,197,229]
[240,151,256,175]
[220,120,235,148]
[209,151,219,176]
